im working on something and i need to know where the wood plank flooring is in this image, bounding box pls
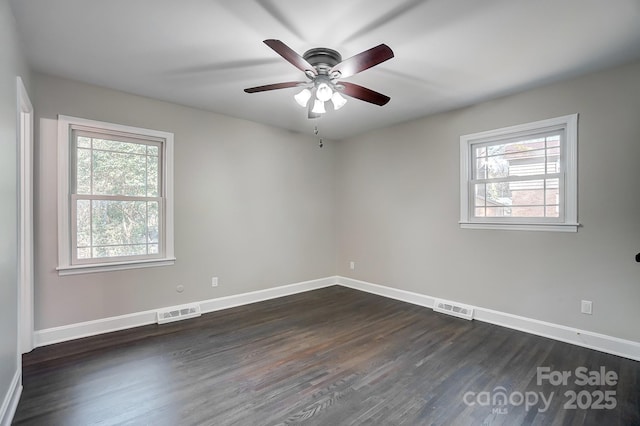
[14,286,640,425]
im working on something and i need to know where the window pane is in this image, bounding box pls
[485,156,510,179]
[77,136,91,148]
[147,201,159,243]
[474,183,511,217]
[76,199,162,260]
[76,148,92,194]
[93,244,148,259]
[546,179,560,218]
[503,152,545,177]
[77,248,91,259]
[93,138,147,154]
[473,179,565,218]
[477,134,563,179]
[546,206,560,218]
[511,206,544,217]
[92,200,148,248]
[546,135,560,147]
[484,206,511,217]
[474,182,513,208]
[547,147,561,173]
[147,155,159,197]
[474,178,562,218]
[474,184,486,206]
[487,149,545,178]
[509,180,545,216]
[92,150,147,196]
[485,182,511,205]
[502,137,545,160]
[76,199,91,247]
[147,145,159,156]
[475,158,487,179]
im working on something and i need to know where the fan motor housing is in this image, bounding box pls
[303,48,342,74]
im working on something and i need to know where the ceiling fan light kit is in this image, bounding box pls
[331,91,348,110]
[294,88,312,107]
[311,99,326,114]
[244,39,394,119]
[315,81,333,102]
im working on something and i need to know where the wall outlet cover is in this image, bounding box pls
[581,300,593,315]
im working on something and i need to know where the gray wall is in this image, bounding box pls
[0,0,29,414]
[336,60,640,342]
[31,56,640,344]
[33,73,336,330]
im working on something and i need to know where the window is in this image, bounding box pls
[460,114,578,232]
[57,116,175,275]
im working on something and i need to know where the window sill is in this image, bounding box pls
[459,222,579,232]
[57,257,176,276]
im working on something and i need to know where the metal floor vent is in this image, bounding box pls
[157,303,201,324]
[433,299,474,320]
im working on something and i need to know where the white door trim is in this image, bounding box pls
[17,76,34,354]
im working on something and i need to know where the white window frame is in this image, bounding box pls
[57,115,175,275]
[460,114,579,232]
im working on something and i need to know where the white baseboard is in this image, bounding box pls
[199,276,337,314]
[473,307,640,362]
[34,308,157,347]
[337,276,436,308]
[34,276,337,347]
[33,275,640,362]
[338,276,640,362]
[0,370,22,426]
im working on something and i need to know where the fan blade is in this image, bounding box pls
[339,82,390,106]
[330,44,394,78]
[244,81,306,93]
[264,39,318,76]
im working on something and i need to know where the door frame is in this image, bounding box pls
[17,76,34,354]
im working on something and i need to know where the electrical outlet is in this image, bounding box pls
[581,300,592,315]
[211,277,218,287]
[349,261,355,270]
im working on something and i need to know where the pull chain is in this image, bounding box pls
[314,125,323,148]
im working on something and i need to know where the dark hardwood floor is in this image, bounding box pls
[14,286,640,425]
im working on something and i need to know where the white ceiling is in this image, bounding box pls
[10,0,640,140]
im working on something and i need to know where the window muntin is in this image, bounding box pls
[460,114,578,232]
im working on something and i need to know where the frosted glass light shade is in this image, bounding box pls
[294,88,311,107]
[331,92,347,110]
[311,99,326,114]
[315,83,333,102]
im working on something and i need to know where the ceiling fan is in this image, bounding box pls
[244,39,394,118]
